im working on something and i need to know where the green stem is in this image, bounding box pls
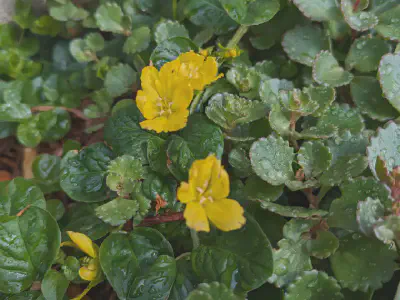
[226,25,249,49]
[190,228,200,250]
[189,90,204,114]
[172,0,178,20]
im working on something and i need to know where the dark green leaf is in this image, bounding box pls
[261,202,328,218]
[187,282,244,300]
[293,0,342,21]
[32,154,61,193]
[375,5,400,41]
[244,175,283,203]
[154,20,189,44]
[41,269,69,300]
[356,197,385,236]
[298,141,332,178]
[105,64,137,97]
[123,27,151,54]
[378,53,400,113]
[341,0,378,31]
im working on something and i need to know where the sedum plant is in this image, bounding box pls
[0,0,400,299]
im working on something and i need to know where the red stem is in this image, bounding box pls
[31,106,89,121]
[138,212,184,227]
[353,0,361,11]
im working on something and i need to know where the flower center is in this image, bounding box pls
[156,96,173,117]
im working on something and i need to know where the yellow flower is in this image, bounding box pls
[177,155,246,232]
[174,51,223,91]
[136,62,194,133]
[61,231,102,300]
[217,44,243,59]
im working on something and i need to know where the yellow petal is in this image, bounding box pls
[188,155,215,194]
[140,66,160,91]
[177,182,195,203]
[204,198,246,232]
[171,84,194,111]
[66,231,97,258]
[136,89,160,120]
[207,157,230,199]
[184,202,210,232]
[140,117,168,133]
[79,266,98,281]
[165,109,189,132]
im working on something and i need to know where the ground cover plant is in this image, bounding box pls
[0,0,400,299]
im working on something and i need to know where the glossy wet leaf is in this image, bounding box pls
[95,198,139,226]
[169,254,198,300]
[187,282,244,300]
[298,141,332,178]
[282,25,326,67]
[219,0,280,26]
[356,197,385,236]
[250,136,294,186]
[229,147,253,178]
[32,154,61,194]
[378,53,400,113]
[341,0,378,31]
[293,0,341,21]
[60,143,114,202]
[304,231,339,259]
[154,20,189,44]
[0,207,60,294]
[313,51,354,87]
[285,270,344,300]
[46,199,65,221]
[41,269,69,300]
[375,5,400,41]
[330,234,396,292]
[226,64,263,100]
[346,37,390,72]
[350,76,398,121]
[261,202,328,218]
[192,214,273,292]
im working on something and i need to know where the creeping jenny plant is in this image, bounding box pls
[1,0,400,299]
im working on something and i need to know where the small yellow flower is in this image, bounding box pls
[136,62,194,133]
[217,44,243,59]
[177,155,246,232]
[174,51,223,91]
[61,231,102,300]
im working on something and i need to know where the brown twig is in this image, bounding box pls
[138,212,184,227]
[23,148,36,179]
[303,188,319,209]
[17,205,31,217]
[31,106,89,121]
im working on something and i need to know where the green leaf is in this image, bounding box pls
[293,0,342,21]
[99,228,174,299]
[261,202,328,218]
[192,214,273,292]
[226,64,263,100]
[123,27,151,54]
[150,37,198,69]
[154,20,189,44]
[187,282,244,300]
[169,254,198,299]
[356,197,385,236]
[95,198,139,226]
[205,93,268,130]
[219,0,280,25]
[375,5,400,41]
[268,238,312,287]
[105,64,137,97]
[32,154,61,194]
[104,104,160,161]
[346,37,390,72]
[341,0,378,31]
[41,269,69,300]
[282,25,326,67]
[31,16,62,37]
[330,234,397,292]
[298,141,332,178]
[49,2,89,21]
[250,136,295,186]
[147,138,169,175]
[229,147,253,178]
[0,101,31,122]
[279,89,320,116]
[374,215,400,243]
[304,231,339,259]
[7,291,43,300]
[166,135,195,181]
[0,207,60,294]
[62,203,112,241]
[142,172,178,210]
[244,175,283,202]
[350,76,398,121]
[328,177,390,231]
[378,53,400,113]
[313,51,354,87]
[60,143,114,202]
[0,177,45,216]
[46,199,65,221]
[367,122,400,179]
[95,3,127,33]
[184,0,237,35]
[285,270,344,300]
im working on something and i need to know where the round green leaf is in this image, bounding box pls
[261,202,328,218]
[298,141,332,178]
[32,154,61,193]
[95,3,126,33]
[41,269,69,300]
[250,136,295,186]
[184,0,237,35]
[244,175,283,203]
[328,177,390,231]
[192,214,273,292]
[150,37,198,69]
[350,76,398,121]
[367,121,400,179]
[304,231,339,259]
[375,5,400,41]
[378,53,400,113]
[341,0,378,31]
[95,198,139,226]
[154,20,189,44]
[60,143,114,202]
[0,207,61,294]
[293,0,341,21]
[170,254,198,299]
[229,147,253,178]
[346,37,391,72]
[356,197,385,236]
[123,27,151,54]
[313,51,354,87]
[0,177,45,216]
[285,270,344,300]
[147,138,169,175]
[105,64,137,97]
[219,0,280,25]
[330,234,397,292]
[282,25,326,67]
[166,135,195,182]
[187,282,244,300]
[46,199,65,221]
